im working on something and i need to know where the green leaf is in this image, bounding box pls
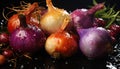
[105,11,120,28]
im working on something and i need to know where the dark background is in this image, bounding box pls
[0,0,120,20]
[0,0,120,19]
[0,0,120,11]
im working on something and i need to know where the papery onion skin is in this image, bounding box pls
[7,14,20,33]
[45,31,78,58]
[7,2,45,33]
[78,27,112,59]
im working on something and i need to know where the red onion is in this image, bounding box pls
[9,14,46,53]
[77,27,112,59]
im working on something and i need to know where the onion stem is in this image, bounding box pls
[18,14,28,28]
[60,17,70,31]
[105,11,120,28]
[46,0,55,11]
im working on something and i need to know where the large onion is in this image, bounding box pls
[9,14,46,53]
[77,27,112,59]
[40,0,70,34]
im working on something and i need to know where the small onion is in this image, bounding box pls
[45,18,78,58]
[45,31,78,58]
[9,14,46,53]
[0,32,9,44]
[40,0,70,34]
[0,55,6,65]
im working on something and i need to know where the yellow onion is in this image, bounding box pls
[40,0,70,34]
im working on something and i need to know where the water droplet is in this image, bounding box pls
[82,66,85,69]
[20,65,24,69]
[52,60,55,63]
[65,61,68,64]
[9,63,12,67]
[34,66,37,69]
[34,57,38,60]
[1,20,4,22]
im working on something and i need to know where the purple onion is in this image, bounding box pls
[9,14,46,53]
[77,27,112,59]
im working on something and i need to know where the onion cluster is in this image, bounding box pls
[6,0,114,59]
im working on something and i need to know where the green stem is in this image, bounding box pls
[105,11,120,28]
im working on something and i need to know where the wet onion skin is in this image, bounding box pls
[78,27,112,59]
[9,14,46,53]
[45,31,78,58]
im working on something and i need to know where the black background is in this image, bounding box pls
[0,0,120,11]
[0,0,120,20]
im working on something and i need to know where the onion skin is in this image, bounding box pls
[45,31,78,58]
[10,28,39,53]
[77,27,112,59]
[9,14,46,53]
[8,14,20,33]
